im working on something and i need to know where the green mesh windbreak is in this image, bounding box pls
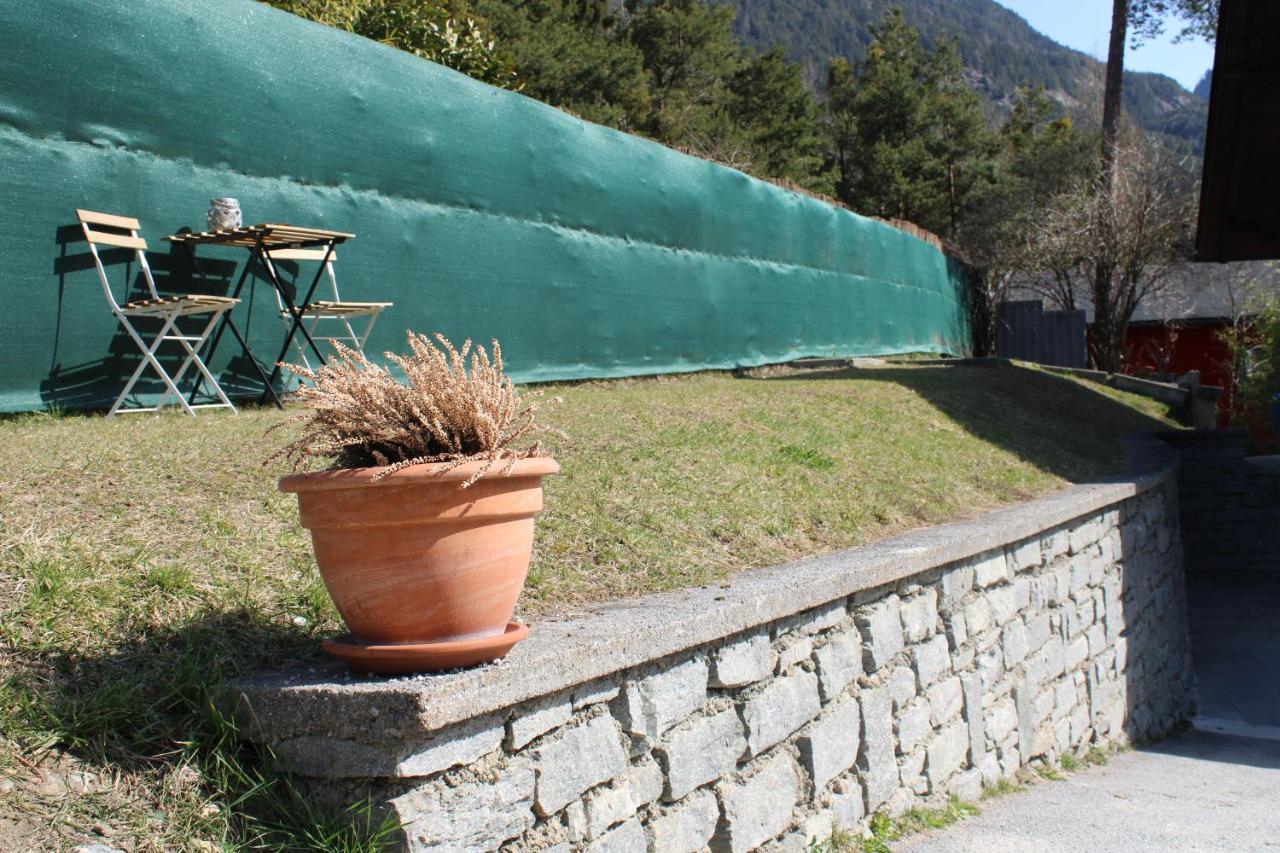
[0,0,971,412]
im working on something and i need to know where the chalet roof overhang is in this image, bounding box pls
[1196,0,1280,262]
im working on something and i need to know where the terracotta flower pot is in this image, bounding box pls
[279,456,558,674]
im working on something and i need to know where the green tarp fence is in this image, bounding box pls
[0,0,971,413]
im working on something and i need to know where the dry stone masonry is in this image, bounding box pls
[1159,430,1280,574]
[232,469,1194,851]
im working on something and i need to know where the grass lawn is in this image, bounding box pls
[0,362,1178,849]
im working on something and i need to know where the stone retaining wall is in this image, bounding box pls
[231,469,1194,851]
[1160,430,1280,574]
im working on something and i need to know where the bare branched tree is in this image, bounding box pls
[1007,139,1196,372]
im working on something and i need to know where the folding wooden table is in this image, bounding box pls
[165,224,355,405]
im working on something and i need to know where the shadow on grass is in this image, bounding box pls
[753,363,1178,484]
[4,609,392,849]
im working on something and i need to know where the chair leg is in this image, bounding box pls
[355,309,382,355]
[154,310,238,414]
[341,316,361,351]
[110,312,197,417]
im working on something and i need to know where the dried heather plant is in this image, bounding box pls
[268,333,560,487]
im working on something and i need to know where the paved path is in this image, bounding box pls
[1187,573,1280,741]
[898,728,1280,852]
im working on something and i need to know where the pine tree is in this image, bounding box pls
[924,39,996,239]
[827,9,993,238]
[472,0,652,128]
[724,48,829,192]
[623,0,744,146]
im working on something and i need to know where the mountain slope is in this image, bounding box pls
[727,0,1208,150]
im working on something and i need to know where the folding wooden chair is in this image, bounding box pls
[261,246,392,372]
[76,209,239,416]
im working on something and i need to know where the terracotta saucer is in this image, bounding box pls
[323,622,529,675]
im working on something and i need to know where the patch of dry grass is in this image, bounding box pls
[0,363,1179,848]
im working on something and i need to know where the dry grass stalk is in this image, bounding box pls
[269,332,559,486]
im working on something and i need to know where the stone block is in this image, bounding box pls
[977,751,1002,787]
[797,696,861,790]
[743,669,821,756]
[574,681,622,710]
[1087,546,1107,586]
[576,756,664,840]
[588,817,646,853]
[940,564,974,609]
[986,697,1017,745]
[925,722,969,787]
[943,610,968,651]
[900,589,938,643]
[1001,621,1030,667]
[1061,635,1088,672]
[964,596,993,637]
[1086,624,1107,658]
[275,713,506,779]
[1041,529,1069,561]
[715,754,800,853]
[884,786,915,817]
[973,552,1009,588]
[394,759,535,850]
[896,700,932,755]
[831,782,866,828]
[776,634,815,672]
[799,811,836,845]
[813,629,862,701]
[960,674,984,763]
[912,635,952,689]
[657,708,746,802]
[648,789,719,853]
[1033,687,1055,724]
[1068,519,1101,555]
[1025,613,1051,653]
[1113,637,1128,672]
[1064,599,1092,638]
[1054,717,1073,752]
[712,632,774,688]
[1053,680,1078,720]
[508,695,573,750]
[947,768,983,802]
[532,715,629,816]
[1007,540,1042,574]
[1014,684,1035,760]
[795,600,849,635]
[900,748,927,794]
[616,657,709,740]
[988,579,1031,625]
[889,665,918,710]
[1068,558,1092,594]
[927,676,963,726]
[1037,637,1065,683]
[855,595,904,672]
[975,649,1004,694]
[1105,599,1126,643]
[999,745,1022,778]
[857,686,897,811]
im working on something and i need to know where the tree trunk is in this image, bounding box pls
[1100,0,1129,191]
[948,162,959,238]
[1093,0,1129,372]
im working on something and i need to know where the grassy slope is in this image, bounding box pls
[0,364,1178,848]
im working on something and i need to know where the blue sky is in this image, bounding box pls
[992,1,1215,91]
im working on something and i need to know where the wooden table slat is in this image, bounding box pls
[163,223,354,247]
